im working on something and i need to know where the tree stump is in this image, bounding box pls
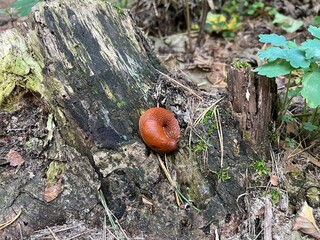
[0,1,258,239]
[227,66,277,153]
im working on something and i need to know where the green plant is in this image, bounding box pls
[272,12,303,33]
[223,0,265,17]
[194,139,211,152]
[285,137,296,149]
[254,26,320,143]
[268,130,278,143]
[233,60,251,68]
[205,12,241,37]
[253,158,269,175]
[211,167,231,182]
[270,188,280,204]
[9,0,41,16]
[111,0,128,9]
[99,190,125,240]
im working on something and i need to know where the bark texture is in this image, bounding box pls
[227,66,277,152]
[0,1,257,239]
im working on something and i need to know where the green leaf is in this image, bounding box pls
[288,87,302,97]
[253,60,294,77]
[305,48,320,61]
[10,0,40,16]
[312,16,320,27]
[259,34,288,47]
[285,49,310,68]
[273,12,303,33]
[303,121,318,132]
[259,48,310,68]
[285,137,296,149]
[282,114,293,122]
[287,41,298,48]
[301,39,320,61]
[301,39,320,49]
[308,25,320,39]
[301,65,320,108]
[258,47,286,61]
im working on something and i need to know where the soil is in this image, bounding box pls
[0,0,320,239]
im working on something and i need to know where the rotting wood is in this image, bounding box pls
[227,66,277,153]
[0,0,258,239]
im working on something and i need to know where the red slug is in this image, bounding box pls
[139,107,180,154]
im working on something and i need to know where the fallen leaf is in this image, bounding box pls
[292,201,320,239]
[6,149,25,167]
[304,153,320,168]
[270,175,279,186]
[142,196,154,212]
[44,177,63,202]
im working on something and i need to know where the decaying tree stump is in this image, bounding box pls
[227,66,277,152]
[0,1,265,239]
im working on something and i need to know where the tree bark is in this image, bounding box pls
[227,66,277,153]
[0,1,256,239]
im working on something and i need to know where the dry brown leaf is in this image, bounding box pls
[292,201,320,239]
[282,149,300,173]
[270,175,279,186]
[6,149,25,167]
[44,177,63,202]
[286,121,297,135]
[304,152,320,168]
[142,196,154,212]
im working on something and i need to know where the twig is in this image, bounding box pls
[213,107,224,167]
[0,209,22,230]
[194,98,224,127]
[47,226,60,240]
[156,69,203,100]
[157,154,201,212]
[264,197,273,240]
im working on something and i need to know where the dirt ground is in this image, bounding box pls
[1,0,320,239]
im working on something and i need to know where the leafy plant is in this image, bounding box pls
[254,26,320,143]
[285,137,296,149]
[233,60,251,68]
[194,139,211,152]
[205,12,241,37]
[9,0,41,16]
[223,0,265,17]
[270,188,280,204]
[253,158,269,175]
[211,167,231,182]
[272,12,303,33]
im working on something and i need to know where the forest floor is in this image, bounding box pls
[150,15,320,240]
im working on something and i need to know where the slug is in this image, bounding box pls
[139,107,180,154]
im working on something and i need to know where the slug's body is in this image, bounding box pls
[139,107,180,154]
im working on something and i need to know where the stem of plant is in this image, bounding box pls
[281,75,291,117]
[303,98,307,123]
[185,0,193,53]
[311,106,319,125]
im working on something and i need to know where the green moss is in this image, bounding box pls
[117,101,126,108]
[46,161,65,185]
[102,82,117,102]
[242,130,251,142]
[1,54,30,76]
[0,29,45,106]
[0,76,16,105]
